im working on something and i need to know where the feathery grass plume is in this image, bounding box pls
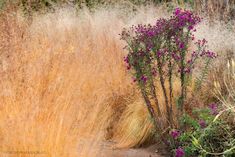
[0,5,171,156]
[112,98,155,148]
[0,6,130,157]
[214,59,235,114]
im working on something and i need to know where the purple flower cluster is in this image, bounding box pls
[171,129,181,139]
[172,52,181,61]
[209,103,219,115]
[124,56,131,70]
[175,147,185,157]
[195,38,207,47]
[173,8,201,31]
[140,75,148,83]
[200,50,217,58]
[134,18,168,41]
[199,119,207,128]
[156,49,168,58]
[121,8,216,84]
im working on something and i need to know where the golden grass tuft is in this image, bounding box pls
[112,97,154,148]
[0,7,130,157]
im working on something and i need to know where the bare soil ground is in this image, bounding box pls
[98,142,169,157]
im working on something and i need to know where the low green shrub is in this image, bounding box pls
[170,103,235,156]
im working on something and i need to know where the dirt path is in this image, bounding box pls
[100,147,162,157]
[99,142,167,157]
[77,138,168,157]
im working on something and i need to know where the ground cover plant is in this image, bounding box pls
[170,103,235,156]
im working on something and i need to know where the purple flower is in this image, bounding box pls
[141,75,148,83]
[199,120,207,128]
[179,42,185,49]
[191,51,197,57]
[202,38,207,45]
[124,56,129,63]
[175,147,185,157]
[205,50,217,58]
[132,78,137,82]
[156,50,162,57]
[172,52,181,61]
[188,25,194,30]
[174,8,181,16]
[209,103,217,109]
[187,59,192,64]
[152,69,157,76]
[171,130,180,139]
[183,67,191,73]
[209,103,218,115]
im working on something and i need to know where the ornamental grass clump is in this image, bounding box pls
[121,8,216,132]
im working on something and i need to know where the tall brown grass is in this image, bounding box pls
[0,4,234,157]
[214,59,235,113]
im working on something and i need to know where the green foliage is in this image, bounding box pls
[194,58,211,91]
[171,105,235,156]
[0,0,6,10]
[0,0,3,8]
[180,114,199,130]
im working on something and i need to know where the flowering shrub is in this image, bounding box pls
[121,8,216,130]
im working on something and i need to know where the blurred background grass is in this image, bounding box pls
[0,0,235,22]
